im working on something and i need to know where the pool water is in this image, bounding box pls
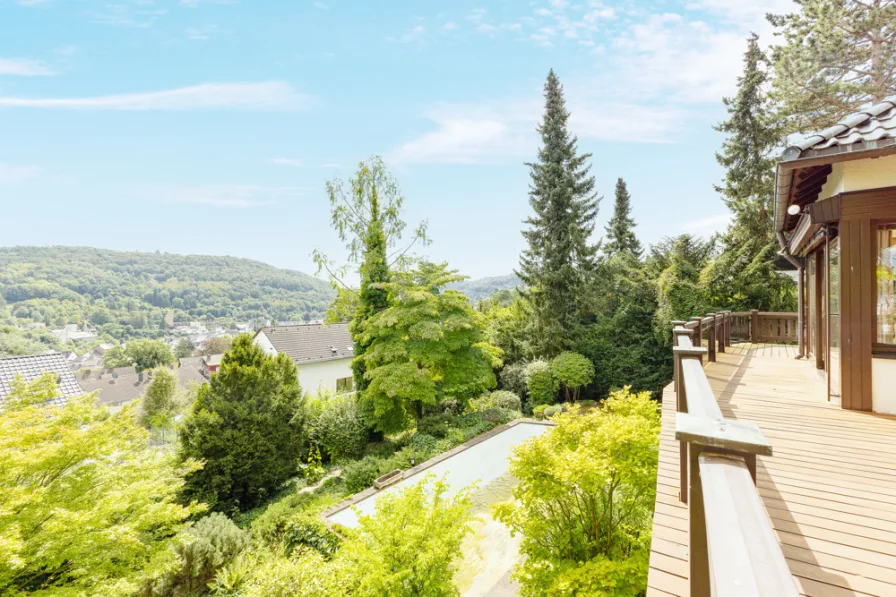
[326,422,550,596]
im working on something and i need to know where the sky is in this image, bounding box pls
[0,0,795,280]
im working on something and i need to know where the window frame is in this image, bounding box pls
[872,220,896,355]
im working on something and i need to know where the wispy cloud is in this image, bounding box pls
[270,158,303,167]
[680,213,731,235]
[387,24,426,44]
[313,2,328,9]
[89,4,168,28]
[442,21,458,31]
[157,184,306,208]
[0,58,54,76]
[0,82,311,111]
[186,24,220,40]
[0,163,41,185]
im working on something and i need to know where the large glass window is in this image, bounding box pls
[877,224,896,345]
[336,376,354,393]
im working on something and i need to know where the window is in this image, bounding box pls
[336,376,354,393]
[876,224,896,346]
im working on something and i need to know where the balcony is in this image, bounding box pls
[649,314,896,597]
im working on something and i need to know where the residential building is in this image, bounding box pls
[254,322,354,396]
[0,352,84,406]
[51,323,97,344]
[202,353,223,375]
[77,365,207,409]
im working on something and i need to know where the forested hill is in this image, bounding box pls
[0,246,334,338]
[448,274,521,301]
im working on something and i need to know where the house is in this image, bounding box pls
[78,365,207,409]
[253,323,354,396]
[50,323,97,344]
[775,96,896,414]
[0,352,84,406]
[202,353,223,375]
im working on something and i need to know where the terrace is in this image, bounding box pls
[648,313,896,597]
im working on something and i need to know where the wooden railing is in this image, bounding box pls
[671,318,798,597]
[729,310,798,343]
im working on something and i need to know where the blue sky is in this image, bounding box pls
[0,0,793,280]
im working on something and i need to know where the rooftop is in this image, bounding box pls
[256,322,353,364]
[0,352,84,406]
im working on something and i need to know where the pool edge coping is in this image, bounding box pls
[321,417,556,523]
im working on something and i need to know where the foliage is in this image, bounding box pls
[178,334,307,513]
[324,287,360,324]
[499,361,529,401]
[647,235,713,328]
[139,367,181,428]
[416,413,458,438]
[494,388,660,597]
[701,34,797,313]
[550,351,594,402]
[214,548,345,597]
[174,338,194,359]
[768,0,896,133]
[283,515,341,558]
[0,325,60,357]
[199,336,233,357]
[481,296,532,364]
[604,178,642,258]
[473,390,522,411]
[248,492,317,545]
[336,476,474,596]
[356,261,499,434]
[542,404,563,418]
[308,392,367,461]
[517,70,600,357]
[107,338,175,372]
[446,274,522,301]
[0,375,203,597]
[146,513,249,596]
[525,359,559,406]
[0,246,333,340]
[533,404,549,418]
[342,456,384,494]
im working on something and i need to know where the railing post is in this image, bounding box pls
[673,345,706,505]
[751,309,759,344]
[672,328,694,393]
[725,311,732,347]
[690,316,703,347]
[671,322,688,395]
[688,443,709,597]
[717,313,726,355]
[706,314,716,362]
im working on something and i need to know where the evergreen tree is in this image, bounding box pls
[517,70,600,357]
[701,35,796,312]
[768,0,896,132]
[604,178,642,257]
[178,334,306,513]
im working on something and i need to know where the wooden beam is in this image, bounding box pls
[675,412,773,456]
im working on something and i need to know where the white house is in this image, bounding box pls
[253,323,354,397]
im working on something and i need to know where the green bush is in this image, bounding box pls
[579,400,597,408]
[525,360,559,406]
[343,456,383,494]
[283,515,341,559]
[543,405,563,418]
[551,351,595,402]
[473,390,521,412]
[499,362,529,399]
[249,492,316,544]
[409,432,439,456]
[416,413,457,438]
[310,392,367,461]
[533,404,549,418]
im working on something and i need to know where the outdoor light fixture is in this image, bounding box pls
[410,457,416,467]
[787,204,801,216]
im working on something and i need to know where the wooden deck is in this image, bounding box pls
[648,342,896,597]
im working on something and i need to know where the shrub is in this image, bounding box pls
[543,405,563,418]
[533,404,549,418]
[473,390,522,412]
[343,456,383,494]
[310,392,367,461]
[249,492,316,544]
[416,413,457,438]
[551,352,595,402]
[409,432,439,456]
[283,515,341,559]
[525,360,559,406]
[499,362,529,399]
[579,400,597,408]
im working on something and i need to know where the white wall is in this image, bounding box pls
[819,155,896,202]
[872,358,896,414]
[254,331,278,357]
[297,358,353,397]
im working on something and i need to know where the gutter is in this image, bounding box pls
[773,160,800,268]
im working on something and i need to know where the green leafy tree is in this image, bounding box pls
[337,476,475,597]
[198,336,232,357]
[701,34,796,313]
[308,391,367,461]
[647,235,713,329]
[102,344,130,368]
[110,339,175,372]
[178,334,306,513]
[139,367,181,429]
[324,287,360,324]
[0,375,204,597]
[550,351,594,402]
[356,262,499,433]
[524,359,559,406]
[494,388,660,597]
[768,0,896,133]
[604,178,642,258]
[174,338,194,359]
[314,156,429,395]
[481,296,531,365]
[517,70,600,357]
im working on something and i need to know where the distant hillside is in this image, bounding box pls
[0,246,334,341]
[449,274,521,301]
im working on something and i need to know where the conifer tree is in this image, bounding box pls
[517,70,600,357]
[701,34,795,312]
[604,178,642,257]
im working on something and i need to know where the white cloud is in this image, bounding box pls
[270,158,303,167]
[0,163,41,185]
[387,25,425,44]
[0,58,54,76]
[89,5,168,28]
[0,82,311,110]
[680,213,731,235]
[158,184,305,208]
[442,21,458,31]
[186,24,220,40]
[313,1,328,9]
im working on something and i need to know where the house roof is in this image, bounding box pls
[178,356,205,369]
[255,323,353,364]
[204,354,224,367]
[78,366,207,407]
[0,352,84,406]
[775,96,896,237]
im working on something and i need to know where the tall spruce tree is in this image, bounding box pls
[604,178,642,257]
[701,34,796,312]
[768,0,896,133]
[517,70,600,357]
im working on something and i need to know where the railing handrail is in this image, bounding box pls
[671,315,798,597]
